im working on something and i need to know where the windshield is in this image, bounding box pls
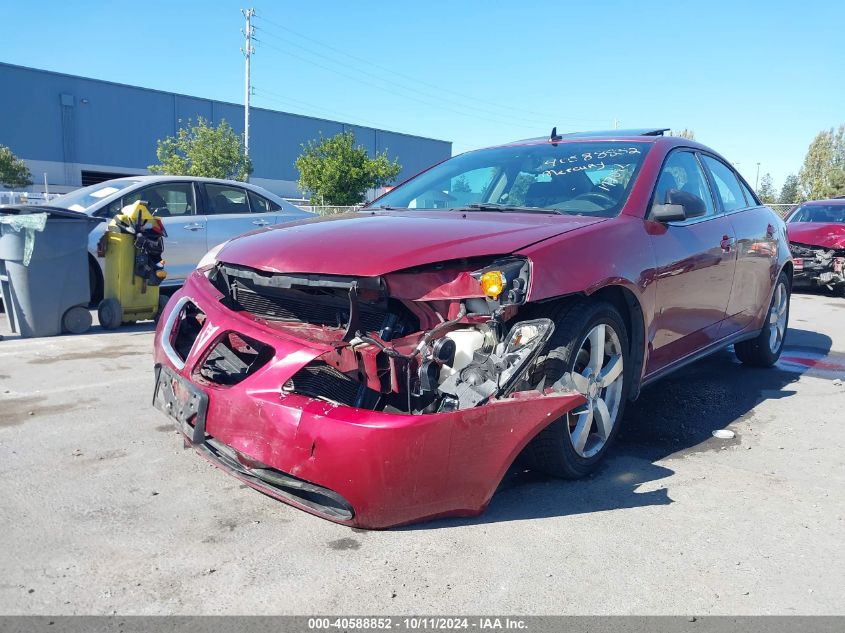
[371,141,650,217]
[788,204,845,224]
[51,179,142,212]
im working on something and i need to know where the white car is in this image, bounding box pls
[49,176,314,302]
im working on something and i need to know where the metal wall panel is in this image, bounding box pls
[0,63,452,189]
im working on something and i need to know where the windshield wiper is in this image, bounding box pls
[461,203,563,215]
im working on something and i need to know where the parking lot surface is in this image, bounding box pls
[1,291,843,615]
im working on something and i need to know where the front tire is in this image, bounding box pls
[526,299,630,479]
[735,271,790,367]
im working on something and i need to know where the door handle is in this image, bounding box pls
[252,219,270,226]
[183,223,203,231]
[720,235,735,252]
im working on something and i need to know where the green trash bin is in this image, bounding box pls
[0,205,101,338]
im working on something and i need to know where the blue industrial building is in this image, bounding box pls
[0,63,452,198]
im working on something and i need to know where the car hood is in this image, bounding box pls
[217,210,607,276]
[787,222,845,249]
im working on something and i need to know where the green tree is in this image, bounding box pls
[149,117,252,181]
[295,131,401,205]
[672,129,696,140]
[798,125,845,200]
[0,145,33,188]
[756,172,776,203]
[452,175,472,193]
[778,173,802,205]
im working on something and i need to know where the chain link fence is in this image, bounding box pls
[0,191,58,206]
[300,205,362,216]
[766,203,798,218]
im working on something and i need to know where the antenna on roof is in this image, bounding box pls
[550,127,563,144]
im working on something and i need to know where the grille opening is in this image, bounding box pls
[171,301,206,362]
[199,332,274,386]
[284,362,381,409]
[210,264,417,340]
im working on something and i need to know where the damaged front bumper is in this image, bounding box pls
[152,271,584,529]
[791,242,845,289]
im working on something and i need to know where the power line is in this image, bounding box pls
[251,87,480,148]
[252,35,559,132]
[254,15,600,127]
[254,24,557,128]
[252,87,390,128]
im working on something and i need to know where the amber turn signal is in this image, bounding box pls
[480,270,505,299]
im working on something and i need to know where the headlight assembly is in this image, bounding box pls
[472,257,530,305]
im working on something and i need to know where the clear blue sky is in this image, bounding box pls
[1,0,843,192]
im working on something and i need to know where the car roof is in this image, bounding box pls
[115,174,275,190]
[474,128,719,153]
[511,128,671,144]
[801,198,845,206]
[74,175,307,214]
[94,174,302,211]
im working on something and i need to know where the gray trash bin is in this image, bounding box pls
[0,205,101,338]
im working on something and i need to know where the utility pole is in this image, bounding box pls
[241,8,256,172]
[755,162,761,190]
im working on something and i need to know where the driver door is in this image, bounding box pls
[118,182,207,284]
[645,150,737,375]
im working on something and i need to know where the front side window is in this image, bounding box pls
[371,142,651,217]
[120,183,195,217]
[652,151,715,217]
[206,184,250,215]
[702,156,747,212]
[788,204,845,223]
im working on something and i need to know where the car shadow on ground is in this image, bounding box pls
[405,327,836,530]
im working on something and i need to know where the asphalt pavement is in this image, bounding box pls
[1,291,843,615]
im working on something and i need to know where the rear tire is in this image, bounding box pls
[735,272,790,367]
[526,299,631,479]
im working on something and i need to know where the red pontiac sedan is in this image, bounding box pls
[153,128,793,528]
[784,198,845,294]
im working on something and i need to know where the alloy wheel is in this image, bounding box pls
[565,323,625,458]
[768,281,788,354]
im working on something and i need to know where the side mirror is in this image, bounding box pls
[651,189,707,222]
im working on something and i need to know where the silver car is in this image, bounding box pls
[49,176,314,302]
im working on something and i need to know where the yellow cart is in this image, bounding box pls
[97,202,167,329]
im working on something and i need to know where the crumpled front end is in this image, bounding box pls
[152,259,584,529]
[790,242,845,291]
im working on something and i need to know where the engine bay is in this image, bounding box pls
[202,257,560,414]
